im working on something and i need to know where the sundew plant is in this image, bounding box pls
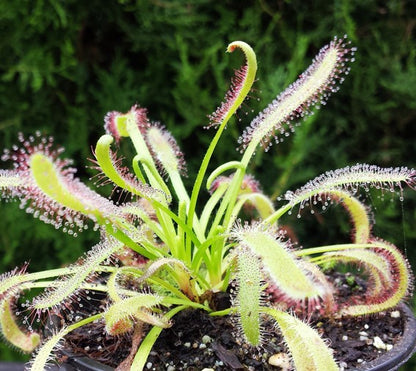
[0,36,415,371]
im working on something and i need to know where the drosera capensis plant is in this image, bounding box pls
[0,35,415,370]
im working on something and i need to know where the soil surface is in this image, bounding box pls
[62,271,408,370]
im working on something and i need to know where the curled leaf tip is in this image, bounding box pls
[227,40,250,53]
[92,134,161,201]
[104,105,150,143]
[208,41,257,129]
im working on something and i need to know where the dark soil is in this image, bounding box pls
[61,272,409,370]
[141,302,406,370]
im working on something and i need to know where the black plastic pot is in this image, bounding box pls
[1,304,415,371]
[354,304,416,371]
[0,356,112,371]
[54,352,113,371]
[0,357,111,371]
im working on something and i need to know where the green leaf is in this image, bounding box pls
[104,293,170,335]
[264,307,338,371]
[232,225,324,301]
[0,299,40,353]
[235,249,262,346]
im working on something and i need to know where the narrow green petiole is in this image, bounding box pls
[125,115,168,196]
[187,41,257,238]
[139,158,172,202]
[105,225,160,260]
[207,138,257,242]
[200,182,228,234]
[131,305,187,371]
[207,148,253,269]
[262,203,291,226]
[168,171,204,241]
[31,314,102,371]
[295,243,377,257]
[221,138,259,225]
[132,155,147,183]
[209,307,235,316]
[206,161,245,190]
[191,234,224,273]
[162,297,210,311]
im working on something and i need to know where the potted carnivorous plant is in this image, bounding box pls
[0,36,415,370]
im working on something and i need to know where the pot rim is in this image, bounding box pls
[355,303,416,371]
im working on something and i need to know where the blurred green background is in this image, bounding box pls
[0,0,415,368]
